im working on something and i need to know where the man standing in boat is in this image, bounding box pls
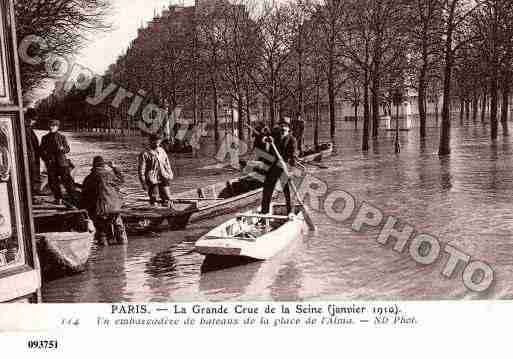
[138,133,174,207]
[80,156,127,246]
[261,118,297,215]
[40,119,76,205]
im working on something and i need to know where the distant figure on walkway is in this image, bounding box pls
[261,118,297,215]
[138,133,174,207]
[25,111,41,196]
[293,114,305,154]
[80,156,127,246]
[40,120,75,205]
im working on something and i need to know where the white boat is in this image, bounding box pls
[194,203,306,261]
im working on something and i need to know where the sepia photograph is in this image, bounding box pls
[0,0,509,306]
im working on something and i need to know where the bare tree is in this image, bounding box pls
[304,0,347,144]
[197,5,227,142]
[15,0,113,97]
[407,0,443,139]
[247,1,295,128]
[472,0,513,138]
[438,0,483,156]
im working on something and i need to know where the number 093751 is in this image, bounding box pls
[27,340,58,350]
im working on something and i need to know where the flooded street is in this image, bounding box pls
[41,119,513,302]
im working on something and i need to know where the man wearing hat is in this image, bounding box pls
[138,133,174,207]
[80,156,127,246]
[40,119,76,204]
[261,117,298,215]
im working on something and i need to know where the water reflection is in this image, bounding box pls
[269,261,302,301]
[439,156,453,192]
[199,260,263,301]
[145,249,177,278]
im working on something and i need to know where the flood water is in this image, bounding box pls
[41,117,513,302]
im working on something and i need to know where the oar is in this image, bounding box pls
[268,138,316,232]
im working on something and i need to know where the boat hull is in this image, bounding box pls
[36,231,94,278]
[195,205,306,261]
[120,204,196,233]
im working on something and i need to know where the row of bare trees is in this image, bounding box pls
[28,0,513,156]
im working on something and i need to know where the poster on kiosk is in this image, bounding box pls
[0,0,40,303]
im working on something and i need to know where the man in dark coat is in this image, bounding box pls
[80,156,127,246]
[261,118,298,215]
[40,120,75,204]
[25,114,41,196]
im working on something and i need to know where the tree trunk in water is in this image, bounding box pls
[459,99,464,124]
[246,86,251,140]
[371,77,380,138]
[418,75,427,139]
[237,96,244,141]
[439,57,453,155]
[314,84,320,149]
[269,97,275,128]
[439,4,456,156]
[435,98,439,123]
[363,79,370,151]
[472,95,478,122]
[298,46,304,120]
[501,79,510,136]
[212,81,219,143]
[481,91,487,123]
[465,100,470,123]
[490,76,498,140]
[354,102,358,130]
[328,70,336,143]
[490,11,499,140]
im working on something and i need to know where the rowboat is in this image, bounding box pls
[33,207,95,279]
[170,175,267,224]
[171,142,334,225]
[194,203,306,261]
[120,202,197,233]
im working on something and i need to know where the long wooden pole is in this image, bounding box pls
[268,139,316,232]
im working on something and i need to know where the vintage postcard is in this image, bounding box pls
[0,0,510,355]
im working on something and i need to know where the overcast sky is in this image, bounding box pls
[79,0,195,74]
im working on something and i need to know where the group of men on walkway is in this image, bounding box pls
[25,114,127,246]
[25,112,302,246]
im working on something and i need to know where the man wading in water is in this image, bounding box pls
[80,156,127,246]
[138,133,174,207]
